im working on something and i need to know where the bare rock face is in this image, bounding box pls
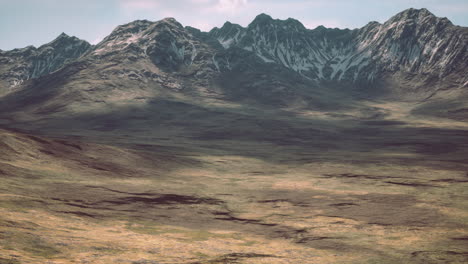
[355,9,467,93]
[0,33,91,95]
[208,8,468,96]
[0,8,466,114]
[92,18,215,71]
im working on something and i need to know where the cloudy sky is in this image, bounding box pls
[1,0,467,50]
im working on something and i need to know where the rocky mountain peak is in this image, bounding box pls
[248,13,307,32]
[56,32,70,39]
[362,21,381,29]
[202,9,467,89]
[45,32,89,50]
[222,21,234,27]
[147,17,186,36]
[93,17,190,56]
[0,33,91,93]
[391,8,434,21]
[216,21,243,32]
[385,7,452,29]
[284,18,306,31]
[249,13,274,27]
[102,20,153,43]
[209,21,245,48]
[1,8,466,100]
[90,16,220,75]
[160,17,184,28]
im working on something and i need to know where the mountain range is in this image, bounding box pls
[0,8,467,131]
[1,7,468,264]
[1,8,466,113]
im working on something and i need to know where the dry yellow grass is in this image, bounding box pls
[1,99,468,264]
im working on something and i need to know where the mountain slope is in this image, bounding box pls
[1,9,468,264]
[0,16,337,123]
[209,8,468,98]
[0,33,91,95]
[0,8,467,124]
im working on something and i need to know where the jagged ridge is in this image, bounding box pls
[209,8,467,89]
[1,8,466,101]
[0,33,91,94]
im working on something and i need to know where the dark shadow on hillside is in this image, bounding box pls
[1,95,468,171]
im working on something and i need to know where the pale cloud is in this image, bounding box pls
[432,2,468,14]
[214,0,248,14]
[91,36,104,45]
[191,21,213,31]
[120,0,159,9]
[189,0,213,3]
[119,0,159,16]
[159,10,177,19]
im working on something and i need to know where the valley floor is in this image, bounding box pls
[1,100,468,264]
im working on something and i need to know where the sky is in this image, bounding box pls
[1,0,467,50]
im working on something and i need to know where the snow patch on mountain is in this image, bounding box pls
[208,8,467,86]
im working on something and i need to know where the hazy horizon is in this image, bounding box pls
[1,0,468,50]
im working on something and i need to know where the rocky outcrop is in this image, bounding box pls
[208,8,468,91]
[0,33,91,94]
